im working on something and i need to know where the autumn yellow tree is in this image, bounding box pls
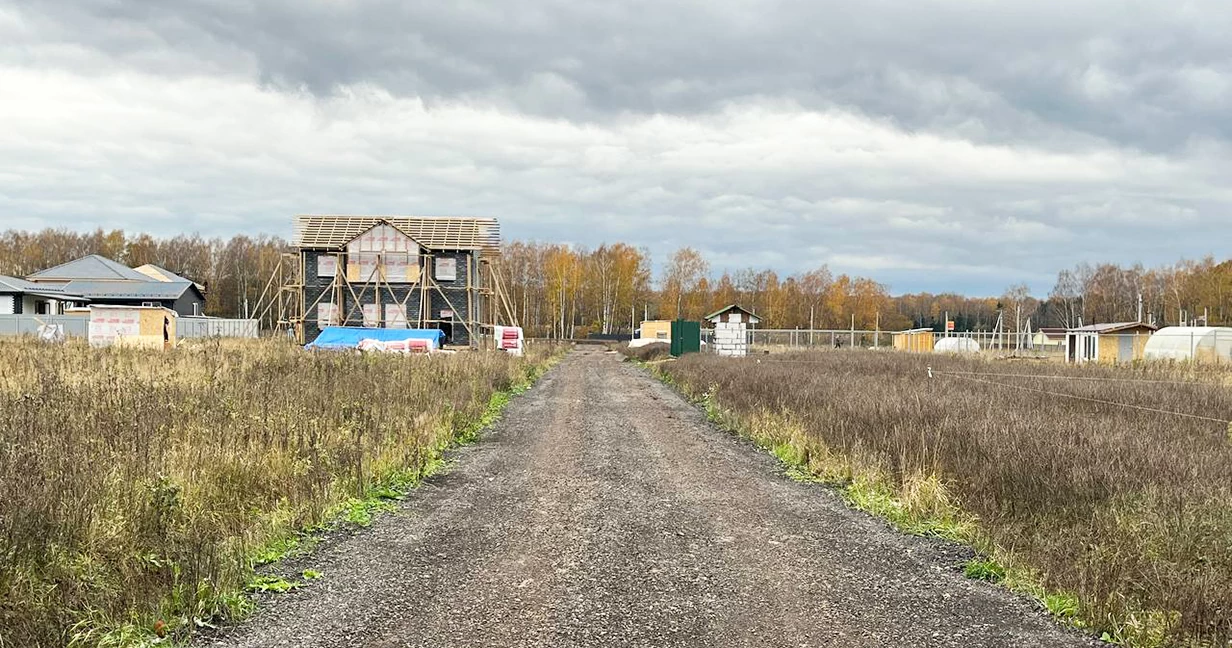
[660,247,709,320]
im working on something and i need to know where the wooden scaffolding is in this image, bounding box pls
[254,216,518,347]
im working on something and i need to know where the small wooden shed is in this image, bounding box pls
[705,304,761,357]
[1065,322,1157,364]
[892,328,935,353]
[88,305,177,350]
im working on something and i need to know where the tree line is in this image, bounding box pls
[2,228,1230,336]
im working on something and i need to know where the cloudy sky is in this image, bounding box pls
[2,1,1229,294]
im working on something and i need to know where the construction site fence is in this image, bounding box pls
[703,329,1232,361]
[0,315,90,338]
[177,317,260,339]
[0,315,259,340]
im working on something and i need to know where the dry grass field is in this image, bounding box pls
[659,351,1232,648]
[0,338,557,647]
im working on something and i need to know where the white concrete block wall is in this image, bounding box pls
[713,321,749,357]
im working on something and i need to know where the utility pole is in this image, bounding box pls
[809,305,815,346]
[1015,303,1021,351]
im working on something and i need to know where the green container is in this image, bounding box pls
[670,319,701,357]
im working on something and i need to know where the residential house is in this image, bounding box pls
[16,255,206,316]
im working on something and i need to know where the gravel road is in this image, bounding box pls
[202,347,1097,648]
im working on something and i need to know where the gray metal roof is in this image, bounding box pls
[704,304,761,321]
[1068,321,1159,333]
[0,275,36,292]
[0,275,73,298]
[28,255,151,282]
[60,280,193,300]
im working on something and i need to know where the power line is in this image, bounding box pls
[931,369,1221,387]
[930,370,1231,426]
[756,359,1224,388]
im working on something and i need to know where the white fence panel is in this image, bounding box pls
[0,315,90,337]
[177,317,259,339]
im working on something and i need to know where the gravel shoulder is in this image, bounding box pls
[201,347,1098,648]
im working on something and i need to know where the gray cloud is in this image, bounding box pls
[15,0,1232,151]
[1,1,1231,294]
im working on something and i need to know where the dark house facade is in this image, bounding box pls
[294,216,500,346]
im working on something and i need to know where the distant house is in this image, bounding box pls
[15,255,207,317]
[1032,327,1067,350]
[0,275,77,315]
[1066,322,1158,364]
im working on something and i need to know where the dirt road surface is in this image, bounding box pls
[203,347,1096,648]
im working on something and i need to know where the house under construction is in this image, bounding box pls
[263,215,515,347]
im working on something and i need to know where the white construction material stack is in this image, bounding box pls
[495,325,524,357]
[713,320,748,357]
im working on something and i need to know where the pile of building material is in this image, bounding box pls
[357,338,433,354]
[711,323,747,357]
[496,325,524,356]
[306,326,445,352]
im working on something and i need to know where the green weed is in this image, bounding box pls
[245,575,299,594]
[963,558,1007,582]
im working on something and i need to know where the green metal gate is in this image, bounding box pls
[670,319,701,357]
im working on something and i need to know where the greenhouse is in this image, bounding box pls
[1142,326,1232,363]
[934,337,980,354]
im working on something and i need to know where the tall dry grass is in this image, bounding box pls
[0,338,555,647]
[662,351,1232,647]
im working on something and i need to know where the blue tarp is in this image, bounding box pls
[306,326,445,350]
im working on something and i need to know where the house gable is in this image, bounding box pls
[342,222,423,284]
[705,304,762,325]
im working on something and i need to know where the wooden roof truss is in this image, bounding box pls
[294,215,500,251]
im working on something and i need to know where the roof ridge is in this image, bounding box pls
[29,254,151,281]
